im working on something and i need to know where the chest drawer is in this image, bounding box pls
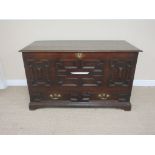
[30,86,130,103]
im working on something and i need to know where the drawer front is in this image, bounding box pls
[30,87,130,103]
[23,52,138,89]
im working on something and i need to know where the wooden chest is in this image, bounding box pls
[19,40,142,110]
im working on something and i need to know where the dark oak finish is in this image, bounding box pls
[20,40,141,52]
[20,40,142,110]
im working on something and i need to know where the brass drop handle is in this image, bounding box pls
[49,93,61,100]
[98,93,110,100]
[75,52,84,59]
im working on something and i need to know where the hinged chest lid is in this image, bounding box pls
[19,40,142,52]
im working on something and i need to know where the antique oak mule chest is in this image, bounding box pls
[20,40,142,110]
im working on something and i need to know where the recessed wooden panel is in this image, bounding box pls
[25,59,51,86]
[55,59,104,87]
[109,59,136,87]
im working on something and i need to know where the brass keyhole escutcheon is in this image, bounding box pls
[75,52,84,59]
[49,93,61,100]
[98,93,110,100]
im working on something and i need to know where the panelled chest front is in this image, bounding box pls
[20,40,142,110]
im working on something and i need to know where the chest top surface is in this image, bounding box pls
[19,40,142,52]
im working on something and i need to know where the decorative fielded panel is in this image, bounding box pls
[26,59,51,86]
[109,59,135,87]
[55,59,104,87]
